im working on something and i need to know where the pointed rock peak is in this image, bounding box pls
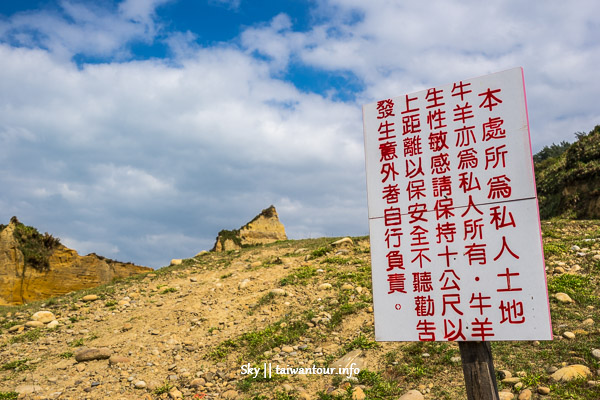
[213,206,287,252]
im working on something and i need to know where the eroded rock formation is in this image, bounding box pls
[0,218,151,305]
[213,206,287,252]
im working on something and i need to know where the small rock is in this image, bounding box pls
[331,237,354,248]
[330,349,367,374]
[190,378,206,387]
[341,283,354,290]
[554,293,574,303]
[47,320,59,328]
[32,311,56,323]
[517,389,532,400]
[108,355,131,365]
[537,386,551,395]
[282,346,294,353]
[239,280,251,289]
[582,318,594,326]
[398,390,424,400]
[15,385,43,395]
[352,386,366,400]
[318,283,333,290]
[498,392,514,400]
[270,288,286,296]
[502,377,521,386]
[75,347,112,362]
[25,320,45,328]
[82,294,99,302]
[592,349,600,360]
[134,381,147,389]
[551,364,591,382]
[553,266,565,274]
[563,331,576,339]
[171,259,183,265]
[168,387,183,398]
[222,389,238,399]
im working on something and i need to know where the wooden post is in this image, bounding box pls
[459,341,500,400]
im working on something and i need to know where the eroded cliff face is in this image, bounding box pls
[213,206,287,252]
[0,220,151,305]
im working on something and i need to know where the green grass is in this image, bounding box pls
[0,392,18,400]
[1,359,30,372]
[548,274,595,304]
[279,265,317,286]
[9,329,42,344]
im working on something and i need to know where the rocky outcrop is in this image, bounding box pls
[0,218,151,305]
[213,206,287,252]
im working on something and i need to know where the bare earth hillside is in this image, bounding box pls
[2,221,600,399]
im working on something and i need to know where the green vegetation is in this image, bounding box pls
[1,359,30,372]
[153,382,173,395]
[9,329,42,344]
[11,216,61,272]
[0,392,18,400]
[535,125,600,219]
[279,265,317,286]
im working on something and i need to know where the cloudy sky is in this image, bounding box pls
[0,0,598,268]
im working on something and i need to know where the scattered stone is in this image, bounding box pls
[8,325,23,332]
[502,377,521,386]
[109,355,131,365]
[554,293,574,303]
[239,279,251,289]
[282,346,294,353]
[563,331,576,339]
[537,386,551,395]
[25,320,45,328]
[498,392,514,400]
[134,381,147,389]
[341,283,354,290]
[398,389,424,400]
[551,364,591,382]
[222,390,238,399]
[270,288,286,296]
[82,294,99,302]
[168,387,183,398]
[15,384,43,395]
[554,266,565,274]
[171,259,183,265]
[330,349,367,375]
[352,387,366,400]
[47,320,59,328]
[75,347,112,362]
[190,378,206,387]
[122,323,133,331]
[592,349,600,360]
[190,276,198,282]
[318,283,333,290]
[331,237,354,248]
[32,311,56,323]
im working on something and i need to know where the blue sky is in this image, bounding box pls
[0,0,598,268]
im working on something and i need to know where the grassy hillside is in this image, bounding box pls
[535,125,600,219]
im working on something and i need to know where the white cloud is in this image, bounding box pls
[0,0,598,268]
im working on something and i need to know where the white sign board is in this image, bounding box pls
[363,67,552,341]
